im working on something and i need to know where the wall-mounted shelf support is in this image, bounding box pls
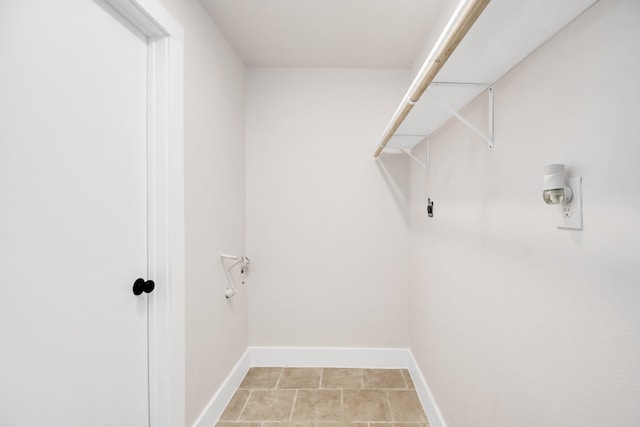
[401,141,430,172]
[426,83,494,149]
[380,138,430,172]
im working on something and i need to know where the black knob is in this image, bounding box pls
[133,278,155,296]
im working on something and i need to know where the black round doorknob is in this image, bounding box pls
[132,278,155,296]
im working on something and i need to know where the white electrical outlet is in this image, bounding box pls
[558,176,582,230]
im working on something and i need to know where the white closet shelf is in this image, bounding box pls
[374,0,598,157]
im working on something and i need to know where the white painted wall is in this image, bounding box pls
[156,0,247,425]
[246,68,412,348]
[408,0,640,426]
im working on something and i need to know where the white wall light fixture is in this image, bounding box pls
[543,164,582,230]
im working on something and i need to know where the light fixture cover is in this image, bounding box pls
[543,164,571,205]
[543,188,565,204]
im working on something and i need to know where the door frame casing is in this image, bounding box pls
[102,1,185,426]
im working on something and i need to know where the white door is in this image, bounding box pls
[0,0,150,425]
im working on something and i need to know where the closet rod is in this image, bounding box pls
[373,0,490,158]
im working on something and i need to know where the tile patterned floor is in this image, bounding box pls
[216,368,430,427]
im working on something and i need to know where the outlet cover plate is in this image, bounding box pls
[558,176,582,230]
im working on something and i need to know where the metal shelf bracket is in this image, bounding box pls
[401,139,430,173]
[427,84,495,149]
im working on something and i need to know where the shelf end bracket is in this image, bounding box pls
[427,86,495,149]
[401,140,430,173]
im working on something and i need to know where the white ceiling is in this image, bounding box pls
[199,0,452,68]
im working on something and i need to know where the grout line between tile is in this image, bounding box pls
[319,368,324,389]
[237,389,253,422]
[274,367,284,389]
[385,389,395,422]
[288,389,299,422]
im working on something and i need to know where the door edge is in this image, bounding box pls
[103,2,185,427]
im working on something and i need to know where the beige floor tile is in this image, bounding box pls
[316,423,368,427]
[363,369,406,389]
[219,390,251,421]
[264,423,314,427]
[386,390,428,423]
[322,368,364,389]
[219,368,430,426]
[400,370,415,389]
[240,390,296,421]
[240,367,283,389]
[371,423,427,427]
[343,389,392,422]
[292,389,342,422]
[278,368,322,389]
[216,423,262,427]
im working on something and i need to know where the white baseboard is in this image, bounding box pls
[248,346,411,368]
[407,349,447,427]
[192,347,447,427]
[191,349,251,427]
